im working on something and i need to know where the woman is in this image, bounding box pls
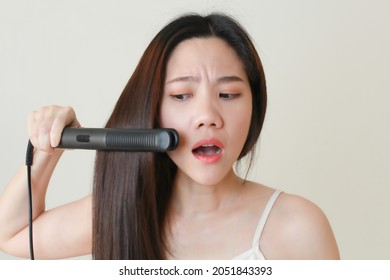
[0,13,339,259]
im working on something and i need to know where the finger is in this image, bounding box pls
[28,106,56,153]
[50,106,80,147]
[27,110,49,152]
[37,122,55,153]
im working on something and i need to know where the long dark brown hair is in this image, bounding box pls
[92,12,267,259]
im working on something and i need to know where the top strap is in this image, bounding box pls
[252,190,282,254]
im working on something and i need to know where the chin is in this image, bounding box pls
[173,159,235,186]
[189,170,232,186]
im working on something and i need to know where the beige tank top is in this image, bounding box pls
[232,190,282,260]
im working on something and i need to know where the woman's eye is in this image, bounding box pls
[219,93,241,100]
[171,94,191,101]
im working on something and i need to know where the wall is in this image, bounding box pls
[1,0,389,259]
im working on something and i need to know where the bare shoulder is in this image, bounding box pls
[260,191,340,259]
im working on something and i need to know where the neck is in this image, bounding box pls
[169,168,244,216]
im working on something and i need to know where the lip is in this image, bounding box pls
[192,138,225,150]
[192,138,224,164]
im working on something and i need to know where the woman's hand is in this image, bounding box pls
[28,105,81,154]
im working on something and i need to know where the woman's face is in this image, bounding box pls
[160,37,252,186]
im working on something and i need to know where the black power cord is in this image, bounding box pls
[25,140,35,260]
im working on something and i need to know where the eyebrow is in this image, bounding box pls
[165,76,199,84]
[165,75,244,85]
[217,75,244,83]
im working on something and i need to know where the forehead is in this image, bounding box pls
[166,37,247,79]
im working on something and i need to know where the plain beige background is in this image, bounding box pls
[0,0,389,259]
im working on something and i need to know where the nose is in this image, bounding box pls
[193,97,223,129]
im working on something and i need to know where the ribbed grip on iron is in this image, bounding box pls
[106,131,159,151]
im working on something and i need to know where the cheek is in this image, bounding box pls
[159,101,175,128]
[159,97,192,130]
[160,105,188,170]
[228,99,252,129]
[227,102,252,147]
[159,99,191,154]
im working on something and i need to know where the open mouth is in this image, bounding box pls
[192,144,222,156]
